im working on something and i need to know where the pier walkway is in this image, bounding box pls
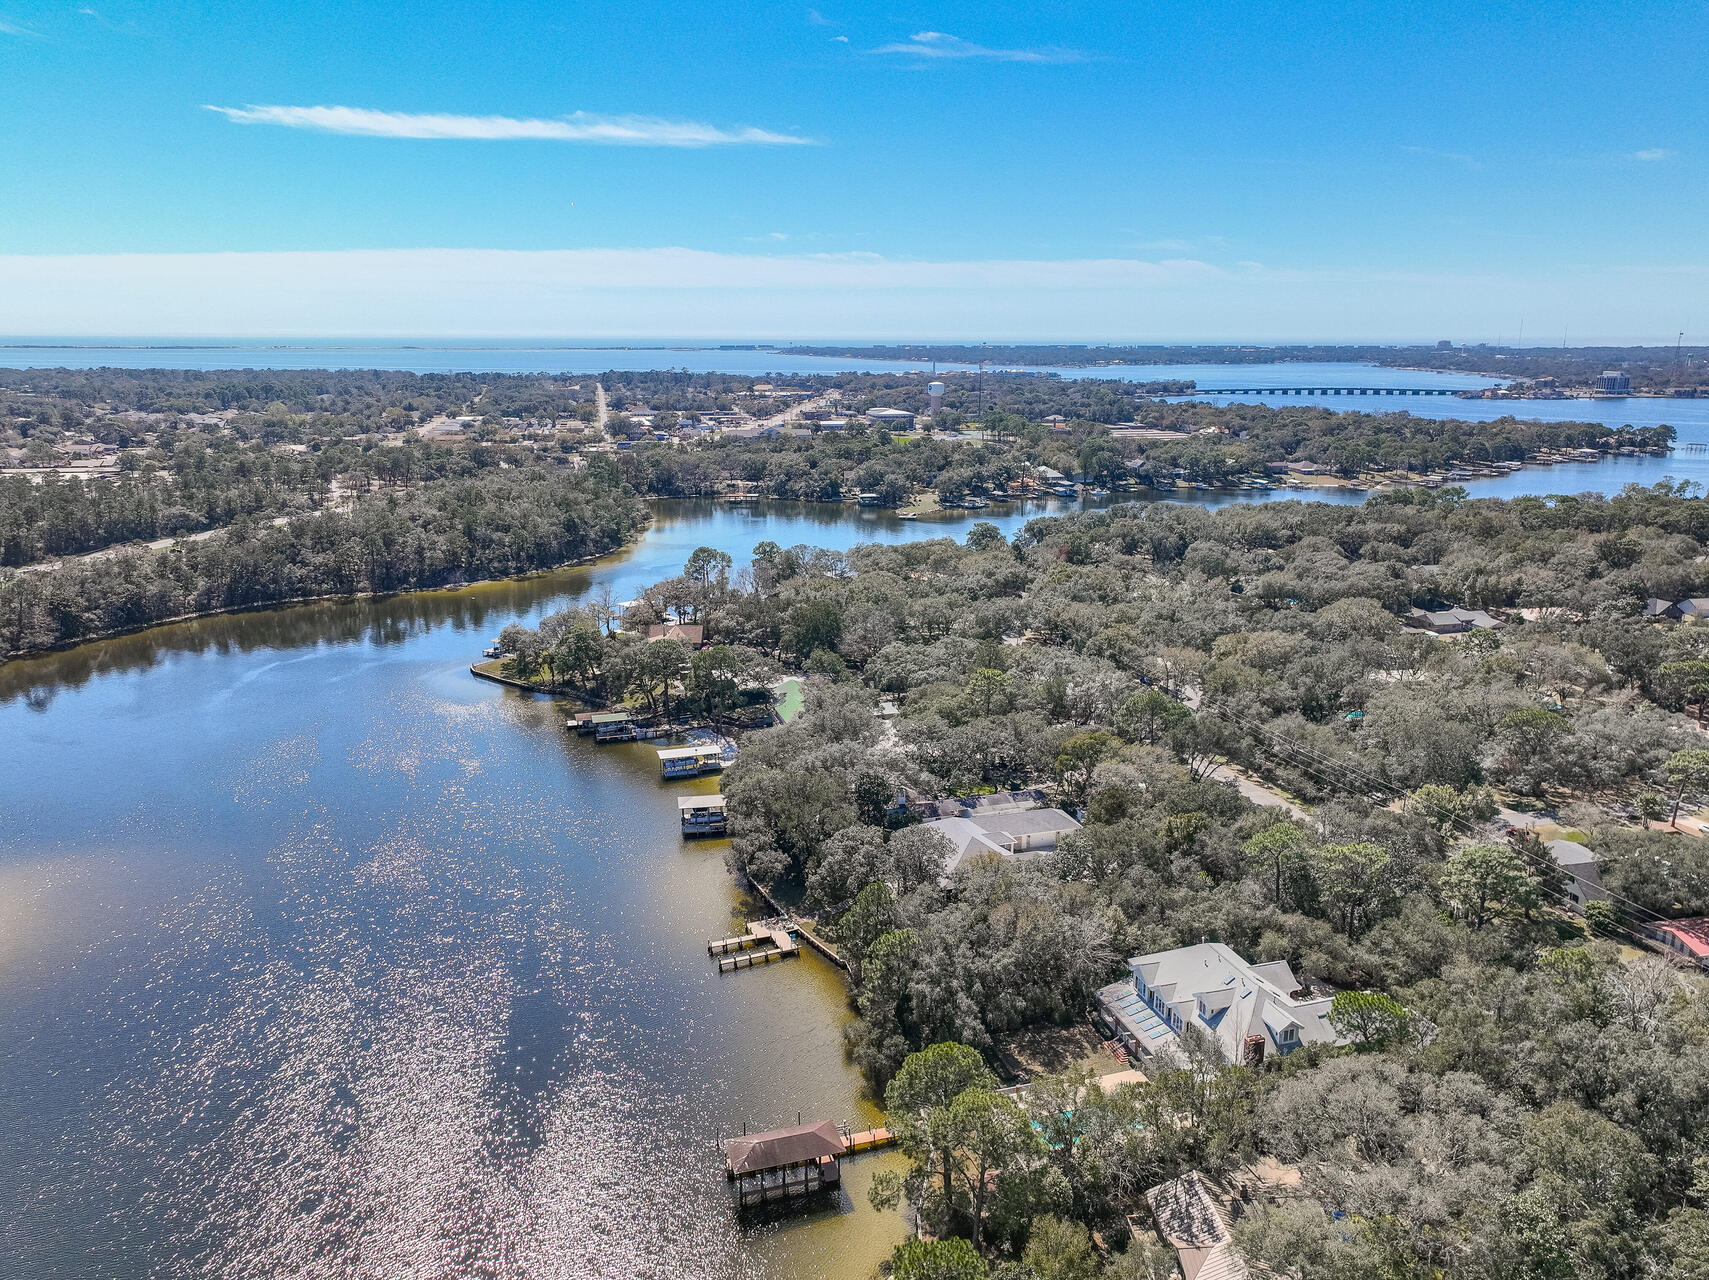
[709,920,800,972]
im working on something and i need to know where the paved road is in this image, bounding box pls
[1209,762,1312,821]
[18,515,297,574]
[759,390,837,430]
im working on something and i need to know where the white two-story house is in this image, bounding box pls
[1098,942,1344,1067]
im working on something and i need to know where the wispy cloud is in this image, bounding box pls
[204,104,814,147]
[1402,145,1482,170]
[869,31,1084,63]
[806,8,834,25]
[0,13,41,36]
[1633,147,1676,161]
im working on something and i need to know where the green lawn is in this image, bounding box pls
[774,678,805,723]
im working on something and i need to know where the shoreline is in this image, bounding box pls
[0,531,647,666]
[0,445,1675,665]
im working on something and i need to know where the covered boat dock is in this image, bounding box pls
[656,743,728,779]
[723,1120,844,1208]
[679,794,727,837]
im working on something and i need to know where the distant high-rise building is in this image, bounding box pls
[1600,370,1632,394]
[1436,339,1454,349]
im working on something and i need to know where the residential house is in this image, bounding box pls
[914,788,1047,821]
[1545,838,1607,910]
[1098,942,1344,1067]
[1644,598,1709,621]
[920,803,1081,876]
[1406,606,1502,634]
[1647,918,1709,968]
[1143,1172,1253,1280]
[645,623,704,646]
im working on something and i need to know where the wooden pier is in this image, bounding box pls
[709,921,799,972]
[842,1125,896,1154]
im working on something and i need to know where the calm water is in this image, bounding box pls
[2,472,1705,1274]
[0,499,1111,1280]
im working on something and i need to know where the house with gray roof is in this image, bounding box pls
[1406,606,1502,634]
[914,787,1048,821]
[1098,942,1345,1067]
[1546,838,1606,910]
[1645,598,1709,621]
[921,804,1081,875]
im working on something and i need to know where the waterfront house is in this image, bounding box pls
[1647,918,1709,968]
[1545,838,1606,911]
[1098,942,1344,1067]
[921,803,1081,875]
[913,788,1048,821]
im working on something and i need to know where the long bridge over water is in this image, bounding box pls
[1178,385,1467,397]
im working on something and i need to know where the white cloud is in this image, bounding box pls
[0,14,41,36]
[1633,148,1676,161]
[1402,145,1482,170]
[0,247,1700,342]
[204,104,814,147]
[869,31,1084,63]
[832,34,849,42]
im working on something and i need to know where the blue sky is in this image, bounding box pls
[0,0,1703,340]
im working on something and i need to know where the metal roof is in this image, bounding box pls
[724,1120,844,1175]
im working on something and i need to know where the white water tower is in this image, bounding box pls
[927,381,945,414]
